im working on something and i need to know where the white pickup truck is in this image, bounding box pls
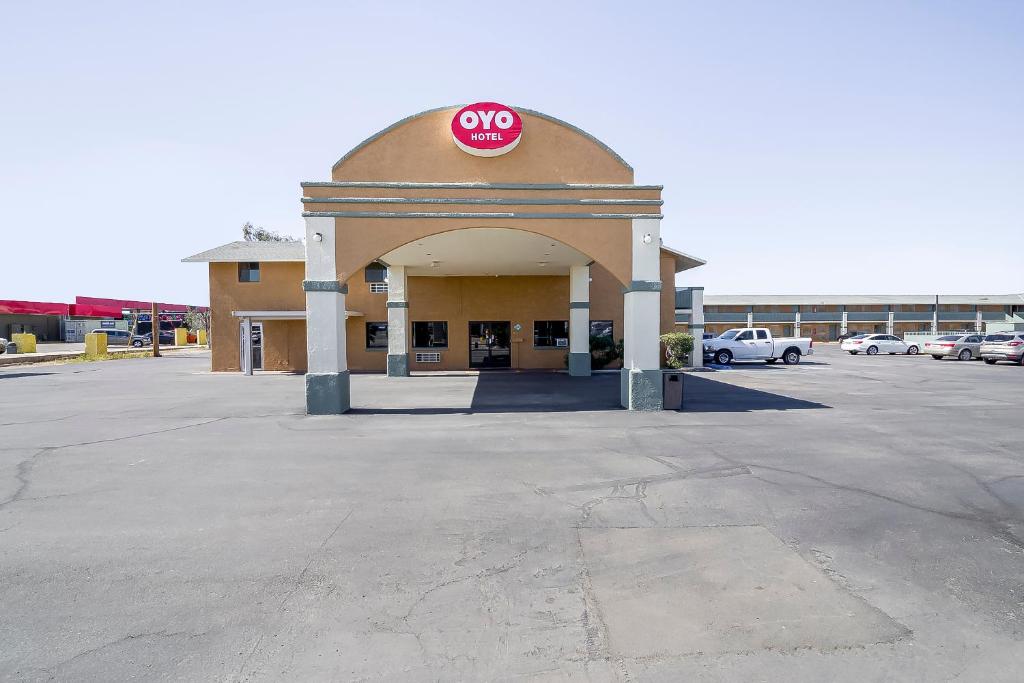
[702,327,814,365]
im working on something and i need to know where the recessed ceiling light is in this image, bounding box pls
[537,261,548,267]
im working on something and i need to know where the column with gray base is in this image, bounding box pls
[386,265,409,377]
[568,264,591,376]
[621,218,663,411]
[303,216,350,414]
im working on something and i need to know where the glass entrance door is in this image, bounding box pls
[240,321,263,371]
[469,321,511,369]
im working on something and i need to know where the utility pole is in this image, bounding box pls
[151,302,161,358]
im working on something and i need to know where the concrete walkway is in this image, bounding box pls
[0,343,206,366]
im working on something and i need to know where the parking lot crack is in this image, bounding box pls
[47,629,208,673]
[0,447,55,511]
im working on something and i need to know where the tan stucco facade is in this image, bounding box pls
[194,104,704,385]
[209,261,306,372]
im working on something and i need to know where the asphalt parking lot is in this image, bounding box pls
[1,346,1022,681]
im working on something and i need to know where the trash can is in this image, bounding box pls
[663,370,683,410]
[5,342,17,354]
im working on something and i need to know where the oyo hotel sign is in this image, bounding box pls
[451,102,523,157]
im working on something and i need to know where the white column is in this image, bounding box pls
[568,264,591,376]
[747,310,754,328]
[887,309,895,335]
[621,218,663,410]
[975,308,983,333]
[840,309,848,336]
[386,265,409,377]
[932,298,939,335]
[794,310,801,338]
[241,317,253,376]
[688,287,704,368]
[303,216,350,414]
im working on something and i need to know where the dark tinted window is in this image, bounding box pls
[534,321,569,347]
[936,335,962,341]
[238,262,260,282]
[984,335,1012,342]
[590,320,613,340]
[364,262,387,283]
[412,321,447,348]
[735,331,754,341]
[756,330,768,340]
[365,322,388,349]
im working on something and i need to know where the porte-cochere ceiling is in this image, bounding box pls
[379,228,592,277]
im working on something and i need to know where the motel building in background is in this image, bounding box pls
[185,103,706,413]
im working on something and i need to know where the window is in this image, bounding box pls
[238,262,260,283]
[413,321,448,348]
[534,320,569,348]
[365,322,388,349]
[756,330,768,340]
[735,330,754,341]
[369,282,388,294]
[590,320,613,341]
[364,262,387,283]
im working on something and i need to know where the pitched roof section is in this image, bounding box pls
[182,241,305,263]
[661,244,706,273]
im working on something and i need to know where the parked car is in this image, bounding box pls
[923,334,983,361]
[980,332,1024,365]
[91,329,131,346]
[841,334,919,356]
[0,337,8,354]
[131,329,176,347]
[702,327,813,365]
[837,330,866,343]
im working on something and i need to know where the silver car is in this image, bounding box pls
[90,329,131,346]
[980,332,1024,365]
[923,334,984,361]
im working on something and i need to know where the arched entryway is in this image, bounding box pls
[300,104,693,414]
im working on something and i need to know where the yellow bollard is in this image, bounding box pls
[11,333,36,353]
[197,329,208,346]
[84,333,107,358]
[174,328,188,346]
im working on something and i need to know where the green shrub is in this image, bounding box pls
[590,335,624,369]
[660,332,694,369]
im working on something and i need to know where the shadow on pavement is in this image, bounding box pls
[0,372,56,380]
[683,373,830,412]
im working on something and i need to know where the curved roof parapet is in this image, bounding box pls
[332,104,633,173]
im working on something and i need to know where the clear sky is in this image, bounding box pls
[2,1,1021,305]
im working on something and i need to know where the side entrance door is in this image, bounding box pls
[239,321,263,371]
[469,322,511,369]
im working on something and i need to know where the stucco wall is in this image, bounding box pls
[210,258,679,373]
[209,261,305,372]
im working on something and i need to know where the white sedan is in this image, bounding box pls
[841,334,919,356]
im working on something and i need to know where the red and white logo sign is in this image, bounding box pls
[451,102,523,157]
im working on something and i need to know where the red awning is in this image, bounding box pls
[75,296,207,313]
[68,303,126,318]
[0,300,70,316]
